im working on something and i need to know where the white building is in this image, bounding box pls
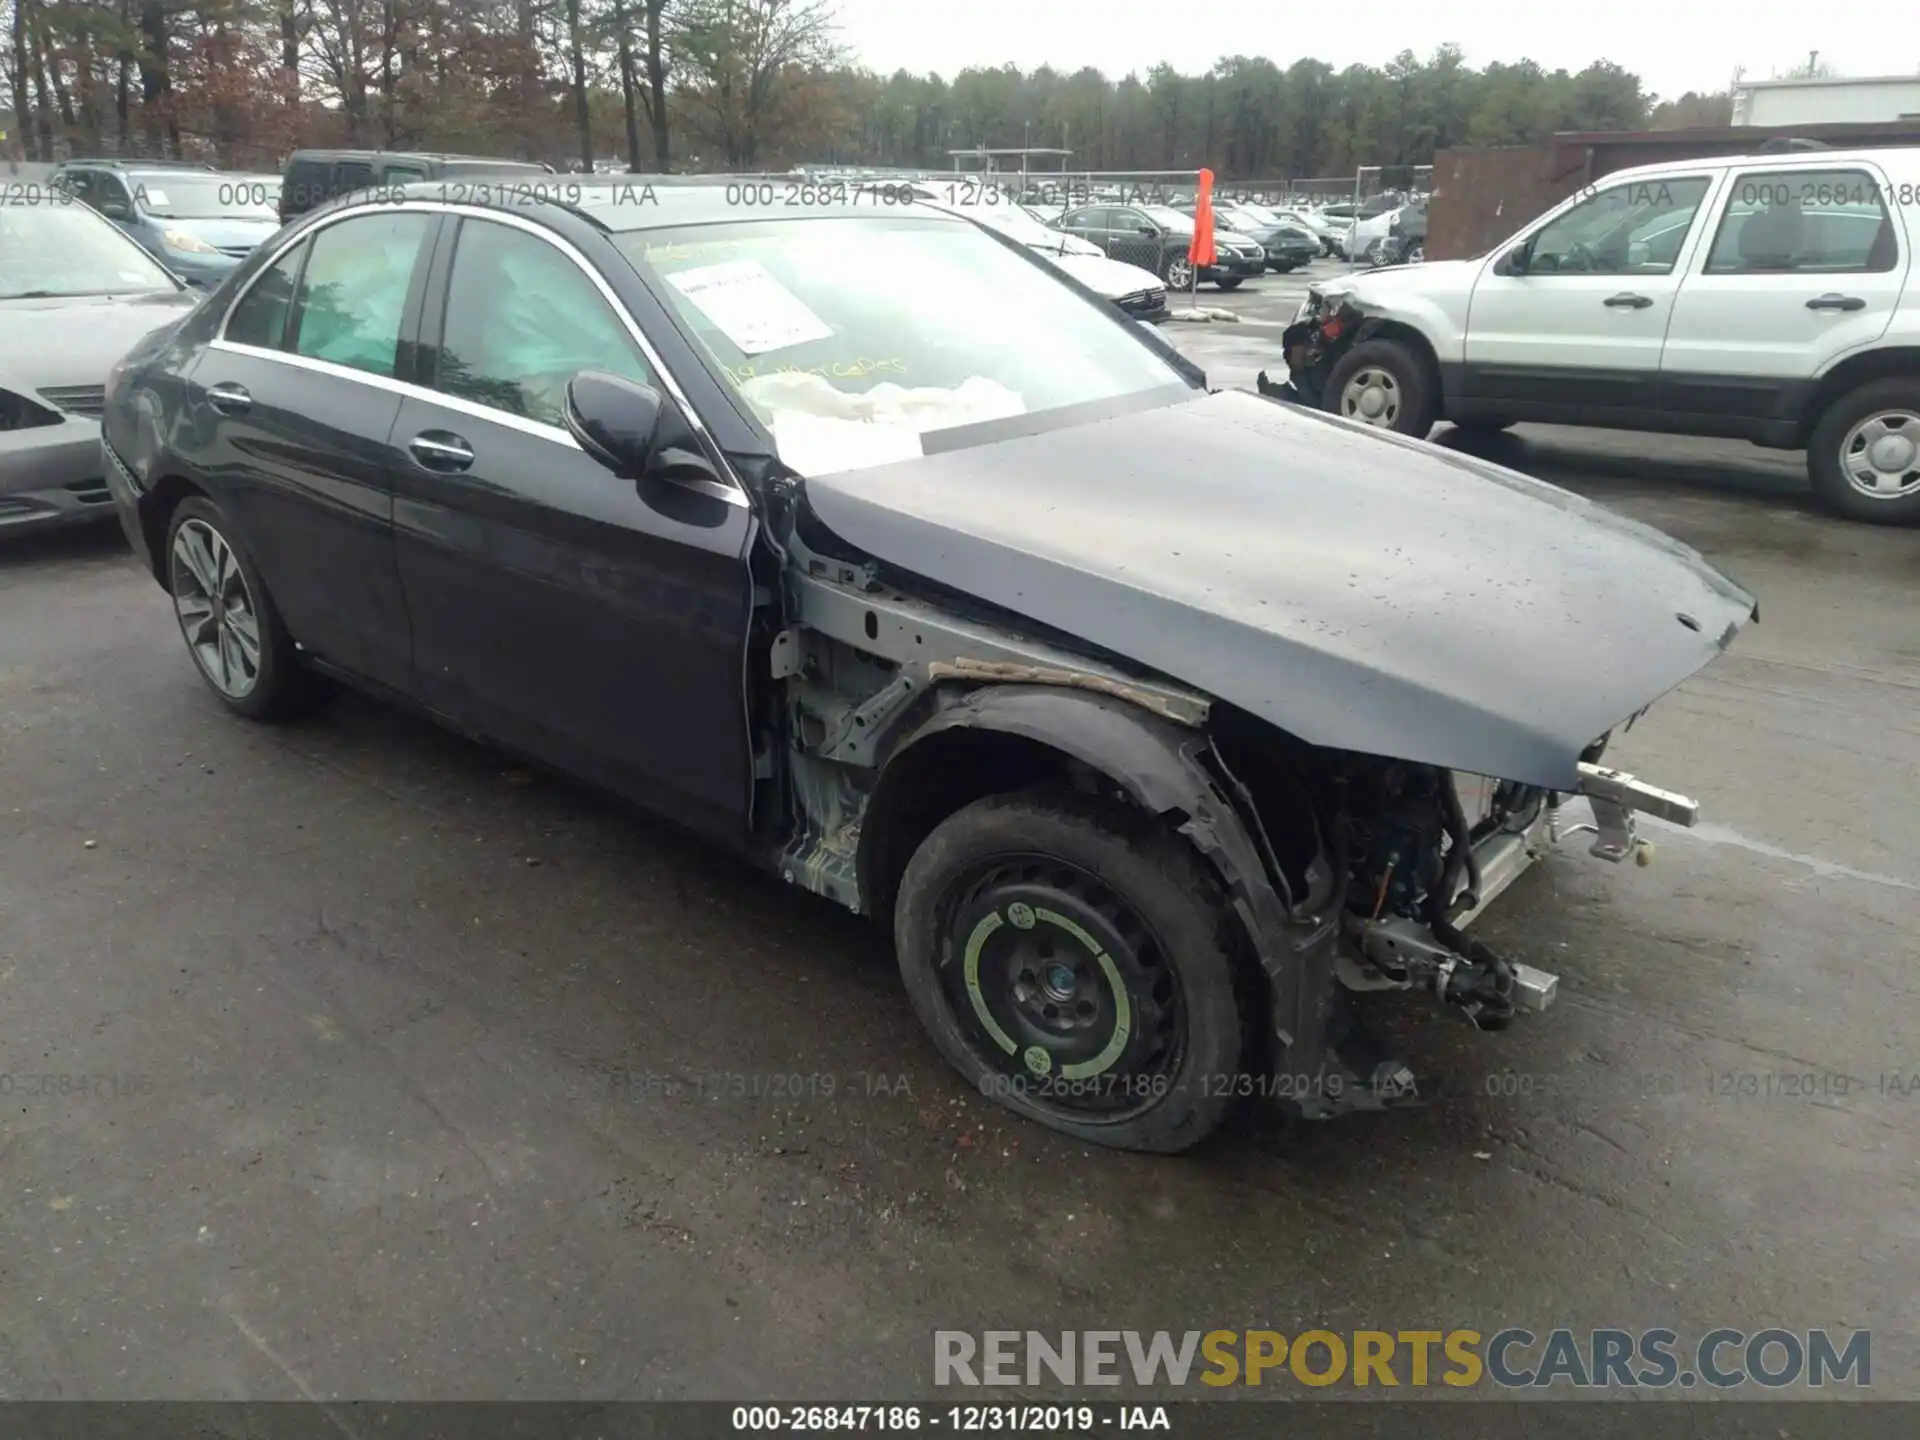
[1730,74,1920,126]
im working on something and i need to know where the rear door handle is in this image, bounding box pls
[1806,293,1866,311]
[206,382,251,414]
[1603,292,1654,309]
[408,431,474,472]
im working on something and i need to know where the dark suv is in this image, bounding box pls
[278,150,555,222]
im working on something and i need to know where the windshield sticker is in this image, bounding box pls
[140,188,169,208]
[667,259,834,355]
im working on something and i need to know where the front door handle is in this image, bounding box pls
[408,431,474,472]
[206,382,252,414]
[1806,293,1866,312]
[1603,292,1654,309]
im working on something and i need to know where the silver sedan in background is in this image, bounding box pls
[1,191,201,536]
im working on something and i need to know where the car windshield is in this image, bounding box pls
[1232,203,1281,226]
[130,175,278,220]
[1141,205,1193,232]
[0,196,180,299]
[618,216,1189,474]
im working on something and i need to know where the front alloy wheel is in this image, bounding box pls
[895,791,1245,1153]
[171,517,261,700]
[1164,255,1194,290]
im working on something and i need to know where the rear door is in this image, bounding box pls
[389,212,757,843]
[1104,207,1164,271]
[1056,206,1110,253]
[1659,162,1909,430]
[193,208,436,689]
[1461,173,1718,423]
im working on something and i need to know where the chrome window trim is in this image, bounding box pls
[213,199,748,504]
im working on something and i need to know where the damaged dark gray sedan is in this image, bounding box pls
[102,183,1757,1152]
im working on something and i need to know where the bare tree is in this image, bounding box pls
[673,0,839,168]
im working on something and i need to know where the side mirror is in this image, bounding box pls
[564,370,722,490]
[1503,242,1531,275]
[564,370,663,479]
[101,199,132,220]
[1138,224,1159,236]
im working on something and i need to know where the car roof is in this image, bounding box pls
[288,149,542,164]
[59,157,214,170]
[1596,145,1920,185]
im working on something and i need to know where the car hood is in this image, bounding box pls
[801,389,1757,790]
[1041,251,1166,297]
[1317,257,1477,301]
[152,215,279,249]
[0,289,201,390]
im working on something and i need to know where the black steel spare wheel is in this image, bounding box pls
[895,791,1244,1153]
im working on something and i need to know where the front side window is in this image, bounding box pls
[226,241,308,349]
[288,211,433,377]
[1526,177,1712,275]
[619,215,1191,474]
[1705,169,1898,274]
[91,172,133,212]
[433,219,654,427]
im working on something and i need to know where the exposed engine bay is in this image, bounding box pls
[755,479,1704,1119]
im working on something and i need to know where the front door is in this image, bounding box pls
[1659,162,1909,430]
[190,209,435,690]
[390,212,757,843]
[1460,173,1718,423]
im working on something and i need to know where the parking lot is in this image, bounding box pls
[3,277,1917,1399]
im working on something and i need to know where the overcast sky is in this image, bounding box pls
[834,0,1914,103]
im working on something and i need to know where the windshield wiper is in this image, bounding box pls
[1,289,64,300]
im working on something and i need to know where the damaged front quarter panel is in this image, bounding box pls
[768,525,1382,1115]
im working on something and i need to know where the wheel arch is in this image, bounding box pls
[139,472,211,584]
[857,683,1338,1085]
[1798,347,1920,447]
[858,684,1295,963]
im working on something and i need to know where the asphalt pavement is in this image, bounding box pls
[2,301,1917,1401]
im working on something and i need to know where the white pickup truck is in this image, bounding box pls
[1274,145,1920,524]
